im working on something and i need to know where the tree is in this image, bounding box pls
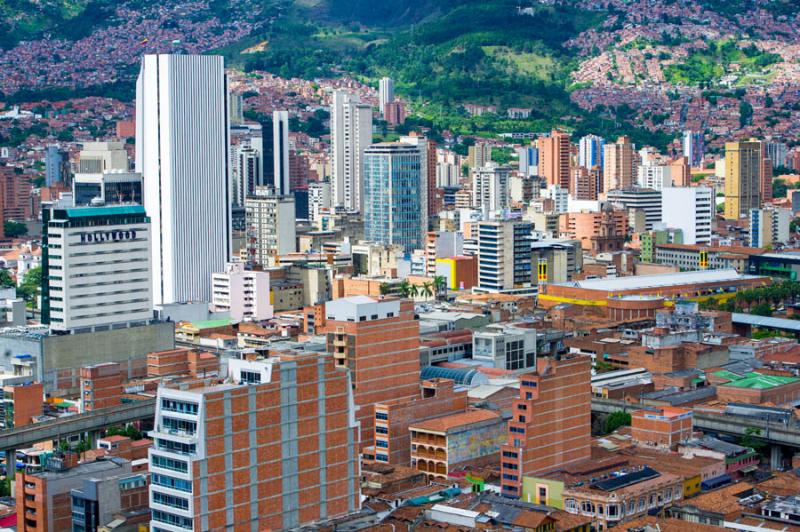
[421,282,434,300]
[4,220,27,238]
[398,280,412,298]
[0,269,13,288]
[17,266,41,309]
[751,302,773,317]
[741,427,766,455]
[433,275,447,300]
[379,283,391,296]
[605,410,632,434]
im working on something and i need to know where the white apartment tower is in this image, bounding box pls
[379,77,395,117]
[210,261,273,321]
[245,186,297,267]
[472,163,510,215]
[661,187,713,245]
[272,110,290,194]
[136,54,231,305]
[331,90,373,212]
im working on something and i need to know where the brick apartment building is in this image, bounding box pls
[0,381,42,428]
[631,407,694,450]
[373,379,468,465]
[500,354,592,498]
[321,296,420,448]
[80,362,123,412]
[147,348,219,378]
[148,348,360,531]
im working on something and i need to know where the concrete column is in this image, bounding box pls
[771,445,782,470]
[5,447,15,499]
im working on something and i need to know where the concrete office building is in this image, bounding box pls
[233,145,262,206]
[637,161,672,191]
[379,76,395,117]
[500,354,592,497]
[606,188,662,231]
[41,205,153,333]
[244,187,296,267]
[517,145,539,177]
[363,143,424,252]
[476,219,534,294]
[136,54,231,305]
[210,261,273,322]
[308,181,332,223]
[661,187,712,245]
[473,324,537,371]
[73,140,141,205]
[272,110,290,194]
[472,163,510,215]
[724,141,762,220]
[148,350,360,531]
[765,141,788,169]
[682,130,704,168]
[468,143,492,169]
[321,296,420,448]
[603,136,636,192]
[578,134,605,171]
[538,130,571,192]
[750,207,792,248]
[45,145,68,186]
[17,455,146,532]
[331,90,372,212]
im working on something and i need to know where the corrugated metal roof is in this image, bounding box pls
[732,313,800,332]
[554,269,760,291]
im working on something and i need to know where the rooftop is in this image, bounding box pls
[713,370,800,389]
[410,408,500,434]
[553,269,762,292]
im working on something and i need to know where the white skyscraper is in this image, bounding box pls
[272,110,290,194]
[136,54,231,306]
[331,90,372,212]
[472,163,510,216]
[661,187,713,245]
[379,77,395,117]
[578,134,605,170]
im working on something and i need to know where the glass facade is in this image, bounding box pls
[364,144,423,252]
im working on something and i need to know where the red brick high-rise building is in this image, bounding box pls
[321,296,420,448]
[500,354,592,497]
[0,166,32,220]
[538,130,572,193]
[80,362,123,412]
[149,348,360,531]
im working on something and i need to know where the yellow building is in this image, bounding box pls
[724,141,762,220]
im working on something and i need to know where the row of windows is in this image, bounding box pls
[152,473,192,493]
[161,399,198,415]
[151,454,188,473]
[152,509,193,530]
[153,490,190,510]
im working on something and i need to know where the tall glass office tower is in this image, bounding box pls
[363,143,423,252]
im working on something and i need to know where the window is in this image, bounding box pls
[376,425,388,434]
[151,455,188,473]
[503,462,518,470]
[161,399,198,415]
[502,473,518,481]
[518,415,526,423]
[153,491,189,510]
[240,370,261,384]
[538,487,547,504]
[152,510,193,530]
[376,439,388,448]
[152,473,192,493]
[510,426,525,434]
[502,451,518,458]
[156,439,196,455]
[375,453,389,462]
[161,417,197,436]
[375,412,388,421]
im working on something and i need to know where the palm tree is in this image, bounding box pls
[408,283,419,299]
[433,275,447,300]
[398,281,412,298]
[421,282,434,300]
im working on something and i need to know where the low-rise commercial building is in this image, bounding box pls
[410,408,505,480]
